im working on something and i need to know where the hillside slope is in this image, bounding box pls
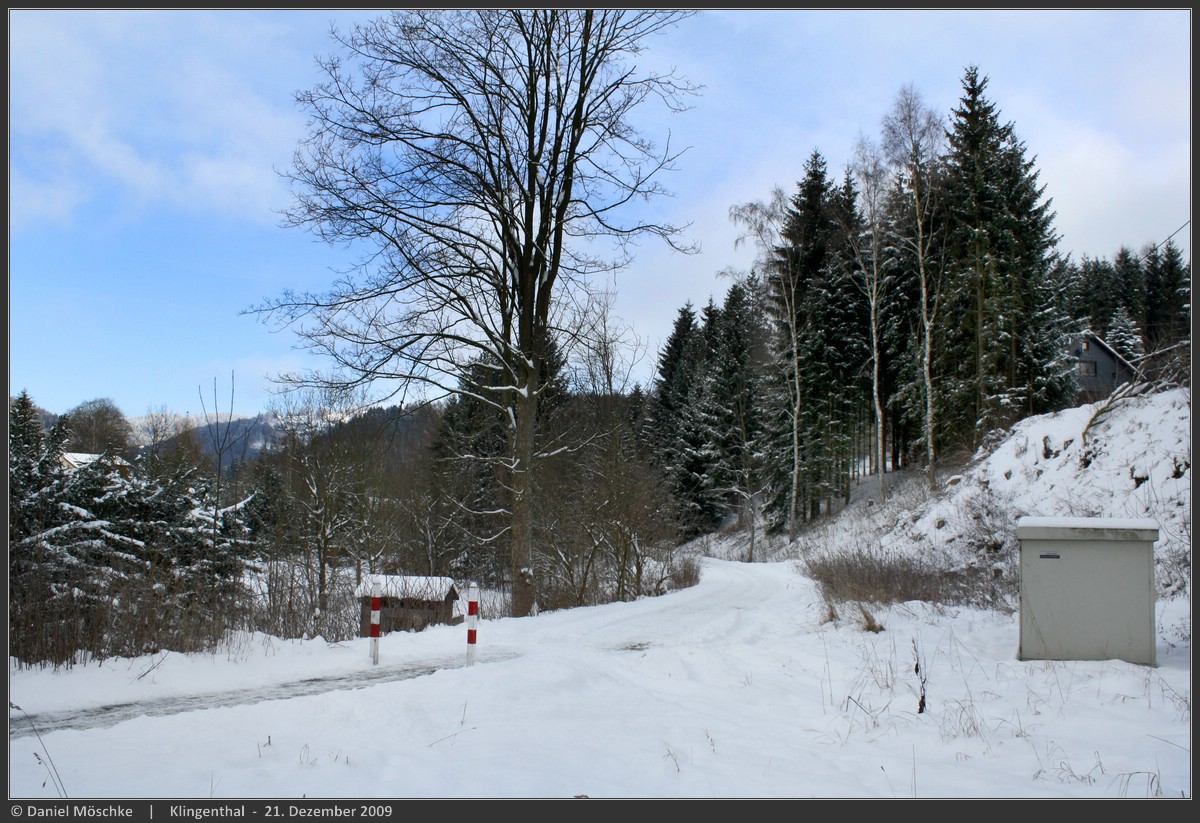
[878,386,1191,598]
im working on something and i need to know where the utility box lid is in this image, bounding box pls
[1017,516,1158,667]
[1016,515,1160,542]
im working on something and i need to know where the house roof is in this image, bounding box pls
[354,575,459,600]
[1079,330,1138,373]
[61,452,133,469]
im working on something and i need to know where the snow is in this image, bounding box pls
[8,389,1191,800]
[61,452,132,469]
[352,575,459,600]
[1016,515,1161,532]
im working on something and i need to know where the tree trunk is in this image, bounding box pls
[509,378,539,618]
[871,297,887,502]
[922,308,937,491]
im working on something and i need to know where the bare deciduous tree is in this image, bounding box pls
[136,404,189,472]
[846,135,892,502]
[267,388,368,637]
[729,187,806,539]
[65,397,134,458]
[881,84,947,491]
[254,10,698,616]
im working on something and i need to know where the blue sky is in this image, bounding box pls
[8,9,1191,420]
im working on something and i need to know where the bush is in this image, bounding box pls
[800,541,1017,613]
[242,560,360,642]
[668,554,701,590]
[9,570,245,670]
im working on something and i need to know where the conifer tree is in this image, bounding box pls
[646,304,701,454]
[244,458,301,558]
[1067,255,1122,337]
[1105,305,1145,363]
[824,171,872,505]
[760,150,840,531]
[9,391,46,546]
[696,279,769,548]
[941,65,1073,445]
[1143,238,1190,351]
[10,392,250,664]
[645,301,724,536]
[1113,246,1147,330]
[752,149,872,527]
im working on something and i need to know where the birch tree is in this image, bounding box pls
[728,187,805,537]
[846,136,892,501]
[882,84,947,491]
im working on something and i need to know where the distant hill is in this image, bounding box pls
[180,415,278,470]
[142,403,439,472]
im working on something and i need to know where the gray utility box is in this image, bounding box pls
[1016,516,1159,666]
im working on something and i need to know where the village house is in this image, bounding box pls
[1070,331,1137,403]
[60,451,135,479]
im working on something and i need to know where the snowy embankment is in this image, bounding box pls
[874,387,1191,600]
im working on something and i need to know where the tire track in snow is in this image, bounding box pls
[9,652,515,739]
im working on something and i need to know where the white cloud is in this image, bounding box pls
[7,167,89,231]
[9,10,324,230]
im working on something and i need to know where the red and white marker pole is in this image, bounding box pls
[466,582,479,666]
[370,579,381,665]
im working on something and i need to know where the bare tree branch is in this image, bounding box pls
[249,10,698,616]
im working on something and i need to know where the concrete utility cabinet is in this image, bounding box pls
[1016,516,1159,666]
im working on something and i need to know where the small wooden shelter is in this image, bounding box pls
[355,575,462,636]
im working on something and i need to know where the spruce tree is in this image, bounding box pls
[9,391,46,546]
[646,303,700,455]
[1143,238,1190,351]
[644,300,731,536]
[761,151,840,531]
[1069,255,1122,336]
[1105,305,1145,363]
[697,279,768,538]
[940,65,1008,444]
[1113,246,1147,331]
[942,65,1073,444]
[11,392,250,665]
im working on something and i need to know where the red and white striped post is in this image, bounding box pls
[466,582,479,666]
[369,578,382,665]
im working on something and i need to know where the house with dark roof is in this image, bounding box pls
[1070,331,1137,403]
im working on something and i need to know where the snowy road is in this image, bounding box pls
[9,559,805,741]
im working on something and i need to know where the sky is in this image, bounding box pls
[7,8,1193,420]
[7,386,1191,801]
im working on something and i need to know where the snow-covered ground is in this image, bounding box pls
[8,389,1191,799]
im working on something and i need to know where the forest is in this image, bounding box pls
[9,41,1190,668]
